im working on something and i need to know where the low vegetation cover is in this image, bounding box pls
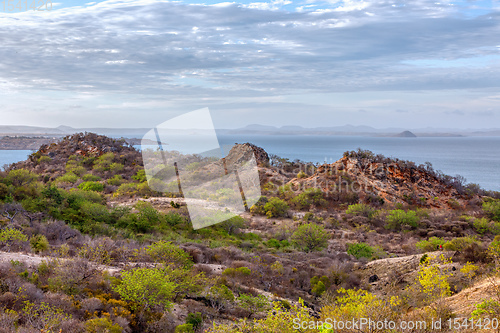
[0,134,498,332]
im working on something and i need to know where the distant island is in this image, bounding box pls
[394,131,417,138]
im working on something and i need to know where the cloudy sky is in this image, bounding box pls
[0,0,499,129]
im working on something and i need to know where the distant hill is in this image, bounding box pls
[395,131,417,138]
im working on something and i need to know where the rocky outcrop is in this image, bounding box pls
[288,151,475,209]
[233,143,269,166]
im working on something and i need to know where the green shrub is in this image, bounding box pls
[264,197,289,218]
[175,323,194,333]
[297,171,307,179]
[483,199,500,222]
[0,228,28,243]
[81,202,110,223]
[310,275,330,296]
[67,188,105,205]
[145,241,193,268]
[5,169,38,187]
[415,237,446,252]
[92,152,115,172]
[471,299,500,320]
[385,209,419,230]
[163,212,185,226]
[236,267,251,275]
[249,196,268,215]
[109,163,124,173]
[114,183,138,197]
[206,284,235,310]
[82,174,101,181]
[219,215,246,234]
[443,236,479,251]
[38,156,52,164]
[30,234,49,253]
[345,203,377,219]
[0,183,9,200]
[237,293,270,315]
[222,266,251,277]
[84,318,122,333]
[107,175,124,186]
[112,267,177,311]
[312,280,326,296]
[66,164,86,177]
[347,242,375,259]
[291,223,329,252]
[291,188,327,210]
[78,181,104,192]
[266,238,281,249]
[490,222,500,235]
[133,169,147,182]
[186,312,203,330]
[474,218,490,235]
[56,172,79,184]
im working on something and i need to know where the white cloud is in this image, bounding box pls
[0,0,499,128]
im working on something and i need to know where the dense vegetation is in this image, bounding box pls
[0,133,499,332]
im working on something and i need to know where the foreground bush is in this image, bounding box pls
[320,288,397,330]
[112,267,177,311]
[207,299,316,333]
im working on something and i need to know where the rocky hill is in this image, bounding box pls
[8,132,142,181]
[288,149,475,209]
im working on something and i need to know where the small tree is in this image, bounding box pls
[347,242,375,259]
[237,294,270,318]
[112,267,177,312]
[5,169,37,187]
[264,197,289,218]
[0,227,28,251]
[206,284,235,312]
[219,216,246,235]
[291,223,329,252]
[30,234,49,253]
[144,241,193,268]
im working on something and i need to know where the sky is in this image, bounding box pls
[0,0,499,129]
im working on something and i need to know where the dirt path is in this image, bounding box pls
[110,196,245,214]
[446,276,500,317]
[0,251,122,274]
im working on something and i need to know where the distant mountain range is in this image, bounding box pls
[217,124,500,137]
[0,124,499,137]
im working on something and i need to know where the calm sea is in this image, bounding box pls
[1,136,499,191]
[0,150,31,170]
